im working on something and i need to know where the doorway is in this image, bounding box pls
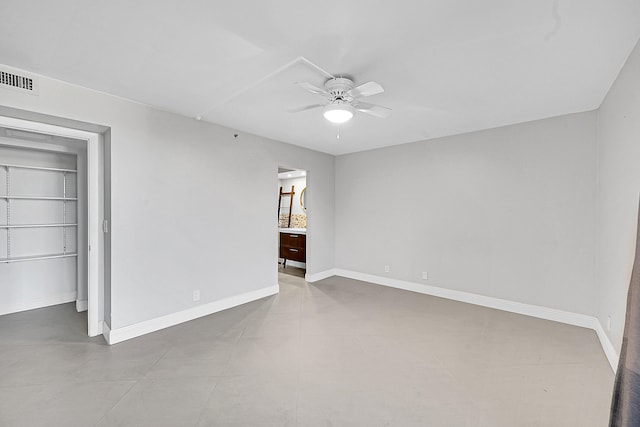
[277,167,307,277]
[0,116,104,338]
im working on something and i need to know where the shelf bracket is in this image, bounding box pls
[63,171,67,254]
[5,165,10,259]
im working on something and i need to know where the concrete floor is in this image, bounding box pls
[0,273,614,426]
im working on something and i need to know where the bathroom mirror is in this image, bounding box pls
[300,187,306,211]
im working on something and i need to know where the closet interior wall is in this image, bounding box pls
[0,133,87,315]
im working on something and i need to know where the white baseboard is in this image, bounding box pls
[102,321,111,343]
[106,284,279,345]
[76,299,88,312]
[0,292,77,316]
[312,268,620,371]
[305,268,338,283]
[335,269,597,328]
[594,320,619,372]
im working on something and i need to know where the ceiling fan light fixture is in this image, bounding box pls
[323,104,354,124]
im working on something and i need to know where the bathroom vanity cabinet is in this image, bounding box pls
[279,230,306,263]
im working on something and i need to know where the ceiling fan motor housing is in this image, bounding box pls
[325,78,354,103]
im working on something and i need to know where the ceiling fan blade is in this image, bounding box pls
[295,82,328,95]
[354,102,392,118]
[348,81,384,98]
[288,104,325,113]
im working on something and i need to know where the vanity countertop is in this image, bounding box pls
[279,228,307,235]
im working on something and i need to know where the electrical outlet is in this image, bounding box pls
[422,271,428,280]
[607,316,611,331]
[384,265,390,273]
[193,290,200,302]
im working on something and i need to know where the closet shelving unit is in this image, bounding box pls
[0,163,78,264]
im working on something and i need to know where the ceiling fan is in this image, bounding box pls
[290,77,391,124]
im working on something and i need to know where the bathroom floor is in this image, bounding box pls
[278,263,306,278]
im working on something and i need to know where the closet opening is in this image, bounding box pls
[0,116,104,338]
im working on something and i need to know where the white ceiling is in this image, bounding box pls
[278,170,306,180]
[1,1,639,155]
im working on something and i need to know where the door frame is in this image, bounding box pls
[0,115,103,337]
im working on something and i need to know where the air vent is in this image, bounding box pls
[0,66,39,95]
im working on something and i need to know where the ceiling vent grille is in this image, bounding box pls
[0,67,39,95]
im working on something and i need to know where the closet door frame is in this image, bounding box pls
[0,116,103,337]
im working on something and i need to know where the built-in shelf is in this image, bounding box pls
[2,162,78,264]
[0,253,78,264]
[0,196,77,201]
[0,223,78,229]
[0,163,77,173]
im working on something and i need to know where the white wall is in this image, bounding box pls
[0,66,334,330]
[336,112,598,315]
[278,176,306,217]
[596,39,640,352]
